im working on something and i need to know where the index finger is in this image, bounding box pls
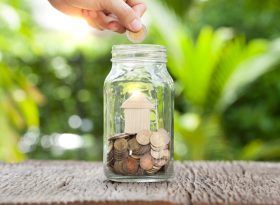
[127,0,146,17]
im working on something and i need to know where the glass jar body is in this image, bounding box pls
[103,45,174,182]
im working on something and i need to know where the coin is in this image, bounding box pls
[128,138,141,151]
[163,149,170,160]
[138,144,151,155]
[154,158,167,167]
[140,153,154,171]
[158,128,170,145]
[109,131,171,176]
[150,132,166,148]
[150,149,165,159]
[151,144,168,151]
[123,157,138,175]
[130,154,141,159]
[126,24,147,43]
[109,133,128,140]
[136,130,151,145]
[113,161,124,174]
[146,165,160,175]
[136,168,145,176]
[114,138,128,151]
[114,150,128,161]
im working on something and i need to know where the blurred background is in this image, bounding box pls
[1,0,280,162]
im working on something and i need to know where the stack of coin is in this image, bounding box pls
[113,161,125,174]
[107,128,171,176]
[150,131,170,168]
[107,141,114,168]
[114,138,128,161]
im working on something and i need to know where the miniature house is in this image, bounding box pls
[121,92,154,133]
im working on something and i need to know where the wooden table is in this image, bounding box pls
[0,160,280,205]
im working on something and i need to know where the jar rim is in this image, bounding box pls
[111,44,167,63]
[112,44,166,51]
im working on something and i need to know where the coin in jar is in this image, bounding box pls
[154,158,167,167]
[150,131,166,148]
[158,128,170,145]
[140,153,154,171]
[163,149,170,160]
[136,129,151,145]
[150,149,165,159]
[138,144,151,155]
[128,138,141,151]
[114,138,128,151]
[113,161,125,174]
[109,133,129,141]
[122,157,138,175]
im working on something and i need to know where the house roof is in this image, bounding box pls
[121,92,154,109]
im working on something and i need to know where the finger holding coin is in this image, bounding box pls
[126,24,147,43]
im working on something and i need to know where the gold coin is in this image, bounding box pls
[150,132,166,148]
[136,130,151,145]
[126,24,147,43]
[140,153,154,171]
[114,138,128,151]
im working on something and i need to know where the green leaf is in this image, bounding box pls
[218,39,280,111]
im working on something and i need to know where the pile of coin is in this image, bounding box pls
[107,129,171,176]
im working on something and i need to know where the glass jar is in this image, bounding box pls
[103,44,174,182]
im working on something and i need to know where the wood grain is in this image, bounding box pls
[0,161,280,205]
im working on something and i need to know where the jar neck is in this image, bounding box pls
[111,44,167,64]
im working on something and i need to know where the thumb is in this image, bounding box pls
[106,0,142,32]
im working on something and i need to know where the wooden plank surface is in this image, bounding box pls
[0,160,280,205]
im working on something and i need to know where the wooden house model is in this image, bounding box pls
[121,92,154,133]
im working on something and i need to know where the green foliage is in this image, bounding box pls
[1,0,280,162]
[0,1,44,161]
[148,0,280,160]
[188,0,280,40]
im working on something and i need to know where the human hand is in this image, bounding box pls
[48,0,146,33]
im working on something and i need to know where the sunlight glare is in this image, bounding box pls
[31,0,93,42]
[56,133,84,150]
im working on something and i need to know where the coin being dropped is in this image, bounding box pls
[126,24,147,43]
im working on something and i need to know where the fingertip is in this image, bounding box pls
[129,18,142,32]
